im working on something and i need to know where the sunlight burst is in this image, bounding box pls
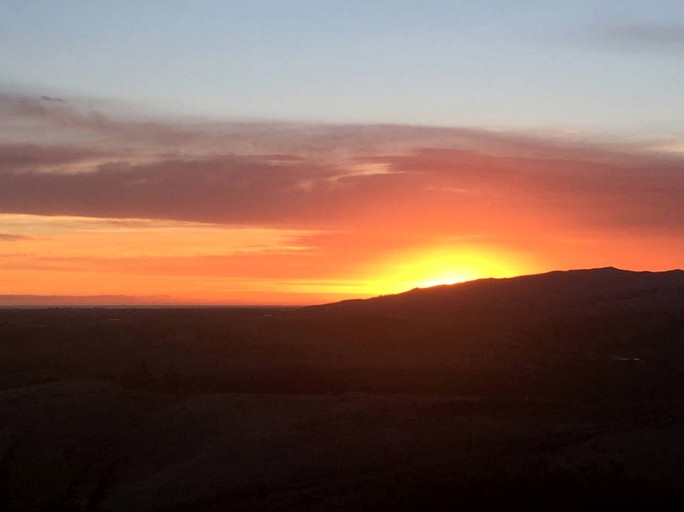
[368,246,532,295]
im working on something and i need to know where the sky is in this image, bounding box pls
[1,1,684,305]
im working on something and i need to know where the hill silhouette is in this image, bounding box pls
[305,267,684,319]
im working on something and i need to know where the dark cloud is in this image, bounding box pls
[0,154,376,226]
[1,91,684,238]
[40,95,65,103]
[0,144,103,172]
[0,234,31,241]
[381,148,684,233]
[0,142,683,236]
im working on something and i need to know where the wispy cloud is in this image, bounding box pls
[0,294,171,306]
[0,233,31,241]
[0,94,198,147]
[587,23,684,52]
[608,23,684,44]
[0,131,682,236]
[40,95,65,103]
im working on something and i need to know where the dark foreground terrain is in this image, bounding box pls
[2,268,684,510]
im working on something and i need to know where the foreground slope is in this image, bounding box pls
[296,267,684,397]
[2,380,684,511]
[2,268,684,510]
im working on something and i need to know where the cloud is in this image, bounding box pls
[0,95,198,147]
[0,294,170,306]
[40,95,65,103]
[2,93,642,158]
[0,141,682,239]
[609,24,684,44]
[0,154,334,225]
[1,91,684,240]
[591,23,684,51]
[0,233,31,241]
[0,144,104,172]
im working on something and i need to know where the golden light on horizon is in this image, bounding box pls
[361,245,534,296]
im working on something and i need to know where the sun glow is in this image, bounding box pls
[367,246,533,295]
[417,274,479,288]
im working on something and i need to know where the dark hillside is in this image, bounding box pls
[2,269,684,510]
[2,268,683,399]
[305,267,684,320]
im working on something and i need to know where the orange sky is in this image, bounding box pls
[1,96,684,305]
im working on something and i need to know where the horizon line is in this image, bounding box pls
[2,266,683,308]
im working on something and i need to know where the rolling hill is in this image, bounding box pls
[2,268,684,510]
[305,267,684,319]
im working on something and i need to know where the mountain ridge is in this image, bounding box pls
[305,267,684,318]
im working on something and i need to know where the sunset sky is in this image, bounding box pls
[1,1,684,305]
